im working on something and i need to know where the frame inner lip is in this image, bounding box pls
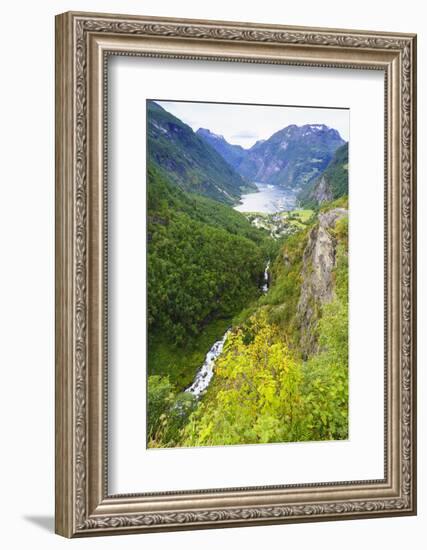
[102,50,389,499]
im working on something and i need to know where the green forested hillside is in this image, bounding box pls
[299,143,348,208]
[147,162,274,443]
[147,161,268,354]
[146,104,349,449]
[324,142,349,197]
[147,163,267,345]
[180,210,348,446]
[147,102,255,204]
[148,163,267,245]
[148,190,349,447]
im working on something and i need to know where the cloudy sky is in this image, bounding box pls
[154,100,349,148]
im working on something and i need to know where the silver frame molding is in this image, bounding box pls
[55,11,417,538]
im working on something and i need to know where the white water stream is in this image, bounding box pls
[262,261,270,293]
[185,330,230,398]
[185,261,270,399]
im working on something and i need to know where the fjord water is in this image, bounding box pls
[234,182,297,213]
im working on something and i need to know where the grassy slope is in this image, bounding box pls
[148,163,267,244]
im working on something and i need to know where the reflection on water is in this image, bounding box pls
[234,183,297,214]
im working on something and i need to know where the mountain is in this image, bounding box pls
[298,142,348,208]
[147,102,255,205]
[196,128,247,171]
[238,124,345,189]
[196,123,345,191]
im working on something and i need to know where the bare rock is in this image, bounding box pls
[297,208,348,358]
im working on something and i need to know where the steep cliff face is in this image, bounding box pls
[196,123,346,192]
[299,143,349,208]
[296,208,348,358]
[147,102,254,204]
[238,124,345,190]
[196,128,247,171]
[308,175,333,204]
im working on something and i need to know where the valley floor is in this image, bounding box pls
[147,180,349,449]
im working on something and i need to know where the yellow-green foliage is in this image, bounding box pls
[149,209,349,448]
[300,235,349,440]
[261,228,309,345]
[181,292,348,447]
[178,215,349,447]
[182,312,306,446]
[287,209,314,223]
[147,375,198,448]
[319,195,349,212]
[232,228,309,340]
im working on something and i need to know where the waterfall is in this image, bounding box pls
[185,260,271,399]
[185,330,230,398]
[262,260,270,293]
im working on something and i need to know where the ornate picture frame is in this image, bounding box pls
[55,11,417,537]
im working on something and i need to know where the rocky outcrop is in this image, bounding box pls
[296,208,348,358]
[308,175,333,205]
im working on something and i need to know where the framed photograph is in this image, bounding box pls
[55,11,417,537]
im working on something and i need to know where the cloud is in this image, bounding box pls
[231,131,259,139]
[156,100,349,147]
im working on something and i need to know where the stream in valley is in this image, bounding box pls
[185,182,293,399]
[185,261,270,399]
